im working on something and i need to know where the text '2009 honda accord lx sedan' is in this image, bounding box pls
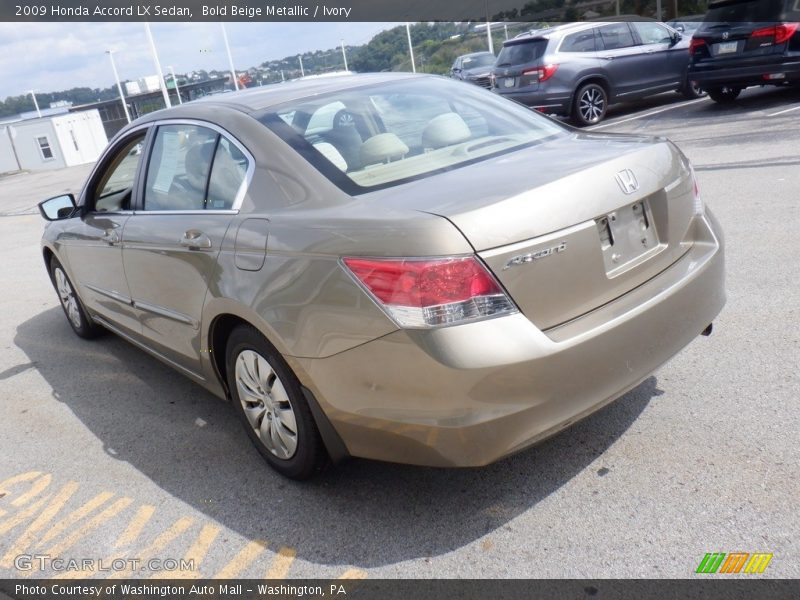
[38,73,725,479]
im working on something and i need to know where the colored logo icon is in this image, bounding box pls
[696,552,773,574]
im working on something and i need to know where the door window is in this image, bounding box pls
[598,23,636,50]
[561,30,598,52]
[632,22,673,45]
[92,133,146,212]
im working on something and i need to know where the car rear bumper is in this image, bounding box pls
[493,87,572,113]
[295,212,725,468]
[690,57,800,88]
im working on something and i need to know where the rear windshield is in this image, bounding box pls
[496,39,548,67]
[704,0,787,22]
[462,54,496,68]
[258,77,565,194]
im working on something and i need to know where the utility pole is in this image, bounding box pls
[28,90,41,118]
[406,23,416,73]
[144,23,171,108]
[105,50,131,123]
[220,23,239,90]
[166,65,182,104]
[340,39,348,71]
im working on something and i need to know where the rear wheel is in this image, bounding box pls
[682,78,707,99]
[49,258,103,339]
[707,86,741,104]
[226,325,327,480]
[571,82,608,126]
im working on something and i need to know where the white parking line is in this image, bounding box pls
[767,104,800,117]
[587,97,708,130]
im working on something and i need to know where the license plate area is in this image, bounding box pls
[596,199,660,276]
[503,77,516,88]
[713,40,739,56]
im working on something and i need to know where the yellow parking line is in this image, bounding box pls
[213,539,267,578]
[42,497,133,560]
[0,496,50,536]
[169,523,221,579]
[11,474,52,507]
[338,568,368,579]
[265,547,296,579]
[107,516,194,579]
[36,491,115,547]
[0,481,79,568]
[115,504,155,548]
[0,472,42,515]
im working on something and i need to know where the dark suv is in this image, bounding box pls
[491,21,702,125]
[688,0,800,103]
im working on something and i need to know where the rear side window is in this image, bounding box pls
[207,138,248,210]
[597,23,636,50]
[561,30,598,52]
[496,40,547,66]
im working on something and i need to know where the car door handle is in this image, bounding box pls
[180,230,212,250]
[601,56,615,60]
[101,230,120,245]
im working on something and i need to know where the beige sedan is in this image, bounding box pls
[38,73,725,479]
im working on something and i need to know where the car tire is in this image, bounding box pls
[571,82,608,126]
[49,258,103,339]
[226,325,327,480]
[682,78,707,99]
[707,86,741,104]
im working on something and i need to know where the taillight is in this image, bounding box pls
[342,256,517,328]
[751,22,799,45]
[522,64,558,82]
[689,38,707,55]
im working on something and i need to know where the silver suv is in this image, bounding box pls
[492,21,704,125]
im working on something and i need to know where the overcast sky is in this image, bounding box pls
[0,22,398,100]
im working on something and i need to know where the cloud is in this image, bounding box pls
[0,22,397,99]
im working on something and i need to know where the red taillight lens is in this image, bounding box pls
[522,64,558,82]
[689,38,707,55]
[343,256,516,328]
[751,23,798,45]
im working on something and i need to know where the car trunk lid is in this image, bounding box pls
[365,133,698,330]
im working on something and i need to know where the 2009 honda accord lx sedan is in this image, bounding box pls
[38,73,725,479]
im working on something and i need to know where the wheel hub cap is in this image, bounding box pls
[55,268,81,329]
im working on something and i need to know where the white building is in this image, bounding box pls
[0,110,107,174]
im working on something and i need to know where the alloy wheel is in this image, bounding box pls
[54,268,82,329]
[579,87,606,124]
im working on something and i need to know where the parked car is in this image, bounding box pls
[38,73,725,479]
[450,51,496,88]
[688,0,800,103]
[666,15,706,36]
[491,20,703,125]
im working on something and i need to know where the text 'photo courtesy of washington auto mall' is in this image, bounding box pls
[0,0,798,598]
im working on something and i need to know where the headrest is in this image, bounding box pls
[422,112,472,149]
[360,133,409,166]
[313,142,348,172]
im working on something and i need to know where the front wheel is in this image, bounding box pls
[226,325,327,480]
[50,258,103,339]
[571,82,608,126]
[707,86,741,103]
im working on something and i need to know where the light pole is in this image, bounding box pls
[165,65,182,104]
[485,0,494,54]
[143,23,171,108]
[28,90,41,118]
[105,50,131,123]
[299,55,305,77]
[340,39,348,71]
[406,23,416,73]
[220,23,239,91]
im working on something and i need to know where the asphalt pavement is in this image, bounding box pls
[0,86,798,579]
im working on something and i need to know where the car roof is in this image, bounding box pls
[506,21,590,43]
[459,51,495,57]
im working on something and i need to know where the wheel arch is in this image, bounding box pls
[569,74,613,110]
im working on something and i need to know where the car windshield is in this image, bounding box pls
[703,0,785,23]
[258,78,565,193]
[462,54,496,68]
[495,39,547,66]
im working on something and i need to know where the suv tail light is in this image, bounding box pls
[750,22,799,45]
[522,64,559,82]
[689,38,707,55]
[343,256,517,328]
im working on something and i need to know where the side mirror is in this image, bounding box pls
[672,31,683,44]
[38,194,77,221]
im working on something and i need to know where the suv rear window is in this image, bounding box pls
[496,39,547,66]
[704,0,787,22]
